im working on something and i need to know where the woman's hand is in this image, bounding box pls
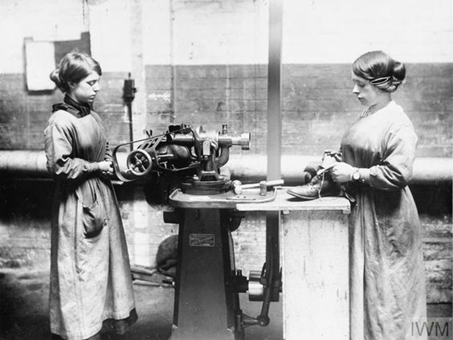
[330,162,355,183]
[99,160,114,175]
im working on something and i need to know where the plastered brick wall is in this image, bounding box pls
[422,214,453,303]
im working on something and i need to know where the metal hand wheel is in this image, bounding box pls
[126,149,153,176]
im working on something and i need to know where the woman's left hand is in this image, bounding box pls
[330,162,355,183]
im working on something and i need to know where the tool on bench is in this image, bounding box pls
[230,179,284,196]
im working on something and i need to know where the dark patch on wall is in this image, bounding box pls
[0,178,54,220]
[23,33,91,97]
[410,183,452,216]
[54,32,91,66]
[0,178,53,268]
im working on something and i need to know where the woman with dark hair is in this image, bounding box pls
[329,51,427,340]
[45,52,137,340]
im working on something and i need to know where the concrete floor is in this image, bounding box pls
[0,267,451,340]
[0,268,282,340]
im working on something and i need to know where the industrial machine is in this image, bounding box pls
[112,124,282,340]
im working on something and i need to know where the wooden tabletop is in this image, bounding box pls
[169,187,351,213]
[236,187,351,214]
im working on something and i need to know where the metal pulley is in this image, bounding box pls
[248,270,265,301]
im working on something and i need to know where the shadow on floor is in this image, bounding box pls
[0,268,451,340]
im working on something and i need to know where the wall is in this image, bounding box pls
[0,0,452,154]
[0,0,451,304]
[1,0,452,155]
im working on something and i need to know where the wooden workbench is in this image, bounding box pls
[237,188,351,340]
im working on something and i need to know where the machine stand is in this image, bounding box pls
[170,208,243,340]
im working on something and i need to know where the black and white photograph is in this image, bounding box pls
[0,0,451,339]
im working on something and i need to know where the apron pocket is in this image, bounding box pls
[82,200,106,238]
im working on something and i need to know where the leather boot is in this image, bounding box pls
[287,169,341,200]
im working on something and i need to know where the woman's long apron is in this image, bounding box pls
[341,102,427,340]
[45,109,136,340]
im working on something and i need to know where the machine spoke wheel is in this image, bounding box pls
[126,149,152,176]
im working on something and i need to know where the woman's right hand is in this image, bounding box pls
[99,160,114,175]
[330,162,355,183]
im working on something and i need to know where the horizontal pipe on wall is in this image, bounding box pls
[226,155,453,185]
[0,150,49,178]
[0,150,451,184]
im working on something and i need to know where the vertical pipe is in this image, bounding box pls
[129,0,147,140]
[266,0,283,303]
[170,0,176,124]
[127,100,133,151]
[267,0,282,180]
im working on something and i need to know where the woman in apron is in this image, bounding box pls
[330,51,427,340]
[45,52,137,340]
